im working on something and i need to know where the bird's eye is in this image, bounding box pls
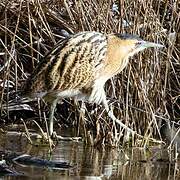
[135,41,142,48]
[136,42,142,46]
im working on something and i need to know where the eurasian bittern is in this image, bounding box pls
[24,31,163,136]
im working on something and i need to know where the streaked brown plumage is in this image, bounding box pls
[24,31,163,136]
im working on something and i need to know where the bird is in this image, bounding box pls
[23,31,163,137]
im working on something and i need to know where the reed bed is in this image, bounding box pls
[0,0,179,146]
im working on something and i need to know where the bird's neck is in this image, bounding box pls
[100,36,130,79]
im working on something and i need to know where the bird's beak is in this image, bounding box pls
[141,41,164,48]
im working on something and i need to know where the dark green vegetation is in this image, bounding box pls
[0,0,179,147]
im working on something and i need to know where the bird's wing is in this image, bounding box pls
[45,31,108,91]
[23,37,70,97]
[24,32,108,98]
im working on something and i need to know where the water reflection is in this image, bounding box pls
[0,133,179,180]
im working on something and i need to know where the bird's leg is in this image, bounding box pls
[49,98,58,136]
[101,95,135,135]
[78,101,88,140]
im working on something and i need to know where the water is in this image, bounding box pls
[0,131,179,180]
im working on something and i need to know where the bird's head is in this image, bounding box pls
[111,34,164,58]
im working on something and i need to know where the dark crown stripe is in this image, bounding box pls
[114,33,142,41]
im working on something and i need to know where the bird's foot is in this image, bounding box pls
[50,131,63,141]
[50,132,82,141]
[50,131,60,141]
